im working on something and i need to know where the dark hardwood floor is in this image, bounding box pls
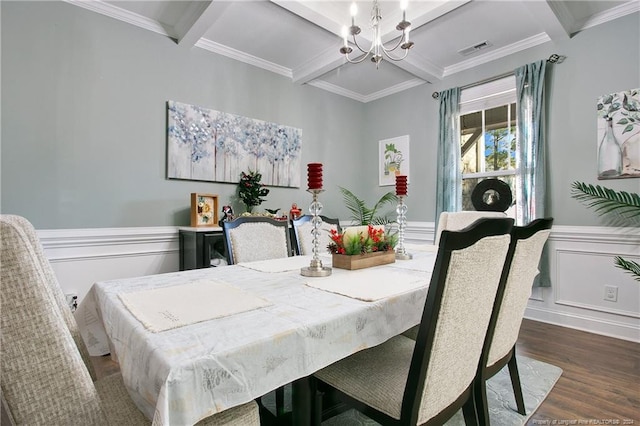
[517,320,639,425]
[91,319,640,424]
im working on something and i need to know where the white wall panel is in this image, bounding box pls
[38,223,639,342]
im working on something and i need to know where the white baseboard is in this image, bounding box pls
[38,222,639,342]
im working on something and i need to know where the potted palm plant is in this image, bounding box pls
[327,187,399,270]
[339,186,397,226]
[571,181,640,280]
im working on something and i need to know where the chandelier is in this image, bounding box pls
[340,0,414,68]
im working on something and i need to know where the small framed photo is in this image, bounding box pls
[379,135,410,186]
[190,193,219,227]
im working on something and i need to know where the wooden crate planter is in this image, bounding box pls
[332,251,396,270]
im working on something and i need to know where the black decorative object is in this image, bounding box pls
[471,179,512,212]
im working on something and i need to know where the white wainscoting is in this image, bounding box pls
[39,226,181,303]
[39,222,639,342]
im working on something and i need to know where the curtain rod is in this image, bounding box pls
[432,54,564,99]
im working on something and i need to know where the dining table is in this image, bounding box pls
[76,244,438,426]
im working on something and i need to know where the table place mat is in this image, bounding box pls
[238,255,331,273]
[119,280,272,332]
[389,253,437,272]
[403,243,439,253]
[305,269,426,302]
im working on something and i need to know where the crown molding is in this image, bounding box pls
[362,79,427,103]
[62,0,174,39]
[306,80,367,103]
[577,1,640,32]
[195,39,293,79]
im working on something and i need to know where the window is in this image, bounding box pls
[459,76,518,218]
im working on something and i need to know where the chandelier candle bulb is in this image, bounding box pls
[307,163,323,190]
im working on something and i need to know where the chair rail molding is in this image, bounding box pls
[38,226,180,302]
[38,223,639,342]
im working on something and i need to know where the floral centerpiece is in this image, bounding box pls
[328,225,398,270]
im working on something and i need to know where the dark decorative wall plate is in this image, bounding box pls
[471,179,513,212]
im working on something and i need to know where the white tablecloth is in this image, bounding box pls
[76,254,436,426]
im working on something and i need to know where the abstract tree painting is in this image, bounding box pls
[167,101,302,187]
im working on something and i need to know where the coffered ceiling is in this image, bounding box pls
[66,0,639,102]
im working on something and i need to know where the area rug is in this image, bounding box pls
[262,355,562,425]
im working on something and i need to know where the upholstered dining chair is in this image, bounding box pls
[401,210,509,341]
[0,216,260,426]
[291,215,341,256]
[223,216,292,264]
[434,211,507,246]
[1,214,97,381]
[221,215,291,419]
[474,218,554,425]
[313,217,515,426]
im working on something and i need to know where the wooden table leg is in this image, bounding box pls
[292,377,312,425]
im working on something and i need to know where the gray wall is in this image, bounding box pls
[1,1,364,228]
[363,12,640,225]
[2,2,639,228]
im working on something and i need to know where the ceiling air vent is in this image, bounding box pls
[458,40,492,56]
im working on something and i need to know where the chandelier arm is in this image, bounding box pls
[344,51,372,64]
[380,35,405,53]
[381,47,411,62]
[351,36,374,55]
[339,1,414,68]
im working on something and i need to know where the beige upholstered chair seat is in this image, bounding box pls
[316,335,414,420]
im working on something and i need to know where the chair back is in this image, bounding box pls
[484,218,553,368]
[434,211,507,246]
[1,215,96,380]
[223,216,292,264]
[291,215,341,256]
[403,217,514,424]
[0,217,107,424]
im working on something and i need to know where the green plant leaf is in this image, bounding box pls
[614,256,640,282]
[570,181,640,226]
[339,187,397,225]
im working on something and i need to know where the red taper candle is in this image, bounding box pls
[396,175,408,196]
[307,163,323,190]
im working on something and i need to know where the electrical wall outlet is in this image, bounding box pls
[65,293,78,312]
[604,285,618,302]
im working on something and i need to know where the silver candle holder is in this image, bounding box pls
[301,189,332,277]
[395,195,412,260]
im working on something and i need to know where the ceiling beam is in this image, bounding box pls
[521,1,571,41]
[292,44,346,85]
[392,53,442,84]
[174,1,229,48]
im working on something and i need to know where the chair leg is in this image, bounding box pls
[473,376,491,426]
[507,354,526,415]
[275,386,285,417]
[462,393,479,426]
